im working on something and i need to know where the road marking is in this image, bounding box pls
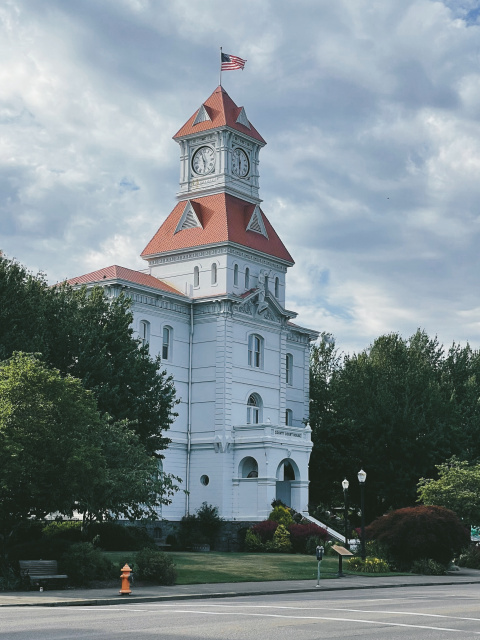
[152,601,480,622]
[154,608,480,634]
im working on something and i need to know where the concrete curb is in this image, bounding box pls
[3,576,480,607]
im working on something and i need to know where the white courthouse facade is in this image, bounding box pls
[68,87,318,522]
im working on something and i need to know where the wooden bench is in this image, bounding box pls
[19,560,68,588]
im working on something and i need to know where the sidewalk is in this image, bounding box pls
[1,568,480,608]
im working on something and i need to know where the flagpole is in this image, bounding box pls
[219,46,222,87]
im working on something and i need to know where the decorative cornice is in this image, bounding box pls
[147,243,289,272]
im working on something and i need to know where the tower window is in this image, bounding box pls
[247,394,263,424]
[245,267,250,289]
[162,326,172,361]
[275,277,279,298]
[211,262,217,285]
[234,263,239,286]
[248,334,264,368]
[286,353,293,386]
[194,266,200,288]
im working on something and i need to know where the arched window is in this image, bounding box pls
[211,262,217,285]
[248,334,264,368]
[139,320,150,347]
[194,266,200,288]
[233,263,239,286]
[286,353,293,386]
[247,393,262,424]
[275,277,279,298]
[285,409,293,426]
[240,456,258,478]
[162,326,172,361]
[245,267,250,289]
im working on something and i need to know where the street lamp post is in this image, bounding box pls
[342,478,349,550]
[358,469,367,560]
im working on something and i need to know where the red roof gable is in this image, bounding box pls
[141,193,294,264]
[174,86,266,144]
[65,265,185,296]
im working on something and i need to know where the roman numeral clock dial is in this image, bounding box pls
[232,147,249,178]
[192,146,215,175]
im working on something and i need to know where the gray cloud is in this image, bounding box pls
[1,0,480,354]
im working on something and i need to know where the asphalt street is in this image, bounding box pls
[3,584,480,639]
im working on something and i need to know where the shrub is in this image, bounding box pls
[178,504,223,549]
[411,558,447,575]
[43,521,84,543]
[134,548,176,585]
[87,522,156,551]
[265,524,292,553]
[347,557,390,573]
[8,537,72,563]
[244,530,264,552]
[366,505,470,570]
[288,523,328,554]
[268,505,294,528]
[251,520,278,543]
[458,546,480,569]
[59,542,114,586]
[195,503,223,548]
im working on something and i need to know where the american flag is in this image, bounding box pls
[221,53,247,71]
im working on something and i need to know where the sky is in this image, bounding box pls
[2,0,480,355]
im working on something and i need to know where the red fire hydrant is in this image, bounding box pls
[119,564,132,595]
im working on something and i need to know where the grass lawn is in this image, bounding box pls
[103,551,400,584]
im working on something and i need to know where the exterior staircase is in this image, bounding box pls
[304,513,357,547]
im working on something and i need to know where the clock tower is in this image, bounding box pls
[65,85,319,531]
[174,86,266,204]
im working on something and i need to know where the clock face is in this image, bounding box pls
[232,148,249,178]
[192,146,215,176]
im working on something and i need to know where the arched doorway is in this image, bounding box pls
[276,459,298,507]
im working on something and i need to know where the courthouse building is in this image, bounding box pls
[68,86,318,522]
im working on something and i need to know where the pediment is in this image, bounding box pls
[236,106,251,129]
[234,289,295,323]
[174,201,203,233]
[246,205,268,238]
[193,104,212,125]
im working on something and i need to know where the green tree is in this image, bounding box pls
[0,353,180,559]
[0,254,176,455]
[418,457,480,525]
[310,330,452,518]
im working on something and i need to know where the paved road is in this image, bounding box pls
[3,583,480,639]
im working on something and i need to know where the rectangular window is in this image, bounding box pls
[162,327,170,360]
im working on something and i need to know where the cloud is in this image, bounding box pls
[1,0,480,355]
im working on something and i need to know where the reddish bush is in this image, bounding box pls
[288,523,328,554]
[251,520,278,542]
[366,505,469,570]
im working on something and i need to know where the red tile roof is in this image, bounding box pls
[141,193,294,264]
[174,86,266,144]
[65,265,185,296]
